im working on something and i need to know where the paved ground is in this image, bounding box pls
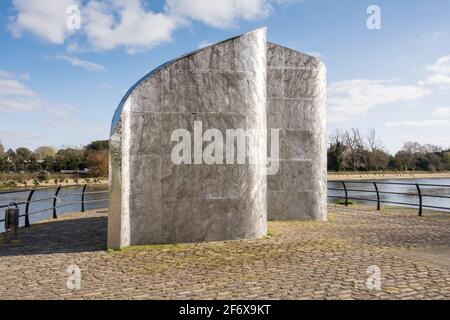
[0,205,449,300]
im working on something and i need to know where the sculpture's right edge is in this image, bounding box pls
[267,43,327,221]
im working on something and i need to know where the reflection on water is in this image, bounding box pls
[0,184,108,233]
[328,178,450,212]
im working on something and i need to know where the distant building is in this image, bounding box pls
[60,169,89,174]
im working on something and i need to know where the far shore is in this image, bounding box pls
[328,171,450,181]
[0,177,108,191]
[1,172,449,191]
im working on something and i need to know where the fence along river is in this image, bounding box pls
[0,184,108,233]
[1,178,449,234]
[328,178,450,214]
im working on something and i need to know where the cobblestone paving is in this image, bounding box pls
[0,205,449,300]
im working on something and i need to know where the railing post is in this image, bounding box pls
[53,186,61,219]
[24,189,35,228]
[81,184,87,212]
[341,181,348,206]
[415,184,423,217]
[373,182,381,211]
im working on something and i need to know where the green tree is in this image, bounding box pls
[34,146,56,160]
[53,148,86,171]
[16,147,32,161]
[84,140,109,176]
[33,146,56,172]
[4,148,16,171]
[85,140,109,152]
[15,147,33,171]
[86,149,109,177]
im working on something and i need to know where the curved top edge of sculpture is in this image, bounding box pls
[267,41,326,69]
[109,27,325,136]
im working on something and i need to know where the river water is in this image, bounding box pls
[1,178,449,233]
[0,184,108,233]
[328,178,450,212]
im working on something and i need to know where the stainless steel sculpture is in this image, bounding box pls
[108,27,327,248]
[266,43,327,221]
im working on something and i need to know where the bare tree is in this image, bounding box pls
[366,128,382,152]
[328,129,347,171]
[344,128,364,171]
[364,129,389,171]
[394,150,410,171]
[423,144,442,153]
[401,142,426,170]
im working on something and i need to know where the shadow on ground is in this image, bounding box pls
[0,215,107,257]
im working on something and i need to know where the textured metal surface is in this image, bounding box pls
[108,28,268,248]
[266,43,327,221]
[109,29,327,248]
[110,32,265,135]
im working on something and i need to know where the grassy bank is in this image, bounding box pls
[3,171,448,190]
[0,173,108,190]
[328,171,450,181]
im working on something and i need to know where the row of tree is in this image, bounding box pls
[328,128,450,172]
[0,140,109,177]
[2,131,449,175]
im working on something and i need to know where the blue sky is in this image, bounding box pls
[0,0,449,153]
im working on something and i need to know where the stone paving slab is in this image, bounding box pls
[0,205,449,300]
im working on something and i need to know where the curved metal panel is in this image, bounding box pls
[109,28,268,248]
[110,29,266,135]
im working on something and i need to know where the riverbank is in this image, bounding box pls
[0,177,108,190]
[328,171,450,181]
[3,172,449,189]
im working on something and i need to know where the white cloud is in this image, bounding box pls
[8,0,79,44]
[53,54,106,72]
[0,78,35,97]
[386,120,450,128]
[8,0,178,53]
[420,74,450,89]
[0,70,17,79]
[328,79,431,122]
[426,55,450,74]
[165,0,272,29]
[0,84,75,117]
[8,0,301,53]
[421,55,450,90]
[0,72,43,112]
[84,0,178,53]
[434,107,450,118]
[0,98,42,112]
[47,104,75,118]
[0,71,73,115]
[0,70,30,81]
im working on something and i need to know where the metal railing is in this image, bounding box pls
[328,181,450,216]
[0,184,108,232]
